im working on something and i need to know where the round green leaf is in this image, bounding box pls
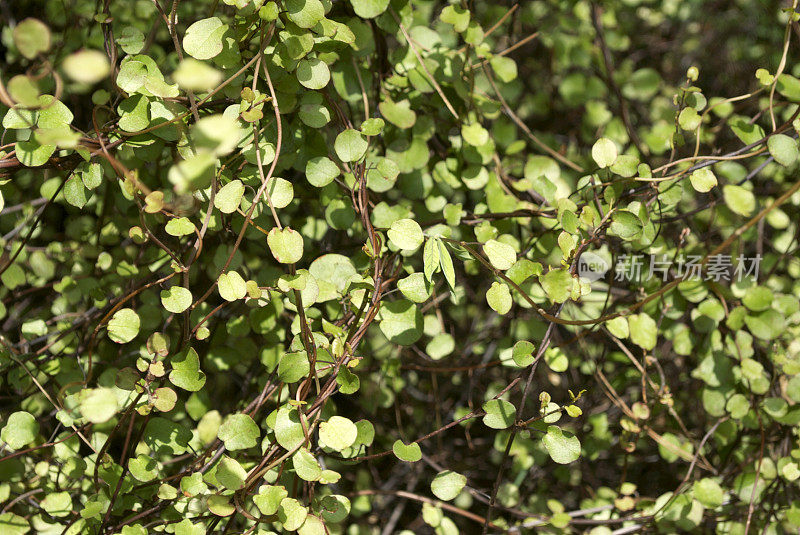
[161,286,193,313]
[482,399,516,429]
[218,413,260,450]
[378,299,423,345]
[1,411,39,450]
[591,137,618,168]
[216,456,247,490]
[306,156,340,187]
[62,50,110,84]
[218,271,247,302]
[297,58,330,90]
[268,227,304,264]
[431,470,467,501]
[689,168,717,193]
[334,129,368,162]
[387,219,424,251]
[392,440,422,462]
[319,416,357,451]
[13,18,51,59]
[183,17,226,60]
[486,282,512,314]
[768,133,799,167]
[107,308,140,343]
[79,388,119,424]
[723,185,756,216]
[542,425,581,464]
[483,240,516,270]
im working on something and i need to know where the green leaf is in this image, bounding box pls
[165,217,196,237]
[610,210,643,240]
[161,286,193,313]
[1,411,39,450]
[13,18,51,59]
[723,185,756,216]
[145,417,192,456]
[62,50,110,84]
[392,440,422,462]
[427,333,455,360]
[254,485,289,516]
[378,299,423,345]
[334,129,368,162]
[268,227,304,264]
[730,118,765,145]
[278,351,310,383]
[263,177,294,208]
[0,513,29,535]
[153,387,177,412]
[542,425,581,464]
[117,95,150,132]
[64,175,88,208]
[512,340,536,367]
[388,218,424,251]
[216,456,247,490]
[285,0,325,28]
[79,387,119,424]
[482,399,516,429]
[218,271,247,301]
[117,27,145,54]
[486,281,512,314]
[483,239,516,270]
[423,238,441,281]
[397,272,431,303]
[693,478,724,508]
[278,498,308,531]
[361,118,384,136]
[776,73,800,101]
[16,139,56,167]
[306,156,340,187]
[440,5,470,32]
[192,115,243,156]
[350,0,390,19]
[744,309,784,340]
[689,168,717,193]
[77,162,103,189]
[297,58,330,90]
[628,313,657,351]
[490,56,518,83]
[431,471,467,501]
[8,75,40,107]
[742,286,773,312]
[40,492,72,518]
[768,134,799,167]
[437,239,456,291]
[539,268,572,304]
[292,447,322,481]
[107,308,140,343]
[274,407,307,451]
[462,122,489,146]
[591,137,618,168]
[378,98,416,129]
[38,97,74,127]
[319,416,358,451]
[678,107,701,131]
[183,17,226,60]
[174,59,224,91]
[218,413,260,450]
[169,347,207,391]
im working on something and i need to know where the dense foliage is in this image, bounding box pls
[3,0,800,533]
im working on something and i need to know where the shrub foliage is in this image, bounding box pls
[2,1,800,533]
